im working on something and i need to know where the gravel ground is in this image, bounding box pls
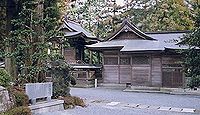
[40,87,200,115]
[70,87,200,109]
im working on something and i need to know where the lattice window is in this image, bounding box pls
[132,56,149,65]
[104,57,118,65]
[120,57,130,65]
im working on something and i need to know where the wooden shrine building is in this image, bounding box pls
[87,19,187,88]
[49,19,101,87]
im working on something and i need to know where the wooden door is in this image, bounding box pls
[103,66,119,83]
[119,65,131,83]
[162,68,183,87]
[119,57,131,83]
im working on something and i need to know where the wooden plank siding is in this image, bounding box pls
[102,52,184,87]
[103,65,119,83]
[132,66,151,86]
[119,65,132,83]
[103,51,120,83]
[151,56,162,87]
[162,56,184,87]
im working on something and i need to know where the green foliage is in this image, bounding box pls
[180,6,200,88]
[67,0,196,38]
[183,49,200,78]
[49,59,76,98]
[188,75,200,88]
[13,91,29,107]
[0,69,12,87]
[2,106,31,115]
[0,0,7,56]
[138,0,193,31]
[4,0,61,84]
[8,86,29,107]
[84,49,100,64]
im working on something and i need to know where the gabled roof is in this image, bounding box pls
[59,19,97,40]
[106,19,155,41]
[87,32,189,52]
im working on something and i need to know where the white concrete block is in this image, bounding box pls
[30,99,64,115]
[170,107,182,112]
[148,106,160,110]
[137,105,149,109]
[106,102,120,106]
[158,107,171,111]
[181,108,195,113]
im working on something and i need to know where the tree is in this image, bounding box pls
[180,2,200,88]
[4,0,61,84]
[135,0,193,31]
[0,0,7,61]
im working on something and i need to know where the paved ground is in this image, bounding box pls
[42,87,200,115]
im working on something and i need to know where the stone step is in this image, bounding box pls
[29,99,64,115]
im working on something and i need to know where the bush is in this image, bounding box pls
[59,96,86,109]
[2,106,31,115]
[50,59,76,98]
[8,86,29,107]
[188,75,200,89]
[0,69,12,87]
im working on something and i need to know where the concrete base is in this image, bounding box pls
[29,99,64,115]
[99,83,126,88]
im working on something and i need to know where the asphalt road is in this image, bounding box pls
[42,87,200,115]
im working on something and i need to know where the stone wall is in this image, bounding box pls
[0,86,13,112]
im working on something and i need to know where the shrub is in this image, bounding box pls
[50,59,76,98]
[188,75,200,89]
[2,106,31,115]
[0,69,12,87]
[73,96,86,107]
[60,96,86,109]
[8,86,29,107]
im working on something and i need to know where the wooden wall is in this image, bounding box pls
[64,48,76,63]
[103,65,119,83]
[102,51,183,87]
[119,65,132,83]
[103,51,119,83]
[151,56,162,87]
[162,56,183,87]
[132,66,151,86]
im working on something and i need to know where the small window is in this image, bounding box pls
[120,57,130,65]
[132,56,149,65]
[104,57,118,65]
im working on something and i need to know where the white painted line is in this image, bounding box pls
[170,108,182,112]
[181,108,196,113]
[158,107,171,111]
[137,105,149,109]
[106,102,120,106]
[148,106,160,110]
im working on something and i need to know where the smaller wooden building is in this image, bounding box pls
[49,19,101,87]
[87,19,187,88]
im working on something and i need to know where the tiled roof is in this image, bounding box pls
[60,20,96,39]
[87,32,188,52]
[105,19,155,41]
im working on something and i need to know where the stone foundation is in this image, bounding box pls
[29,99,64,115]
